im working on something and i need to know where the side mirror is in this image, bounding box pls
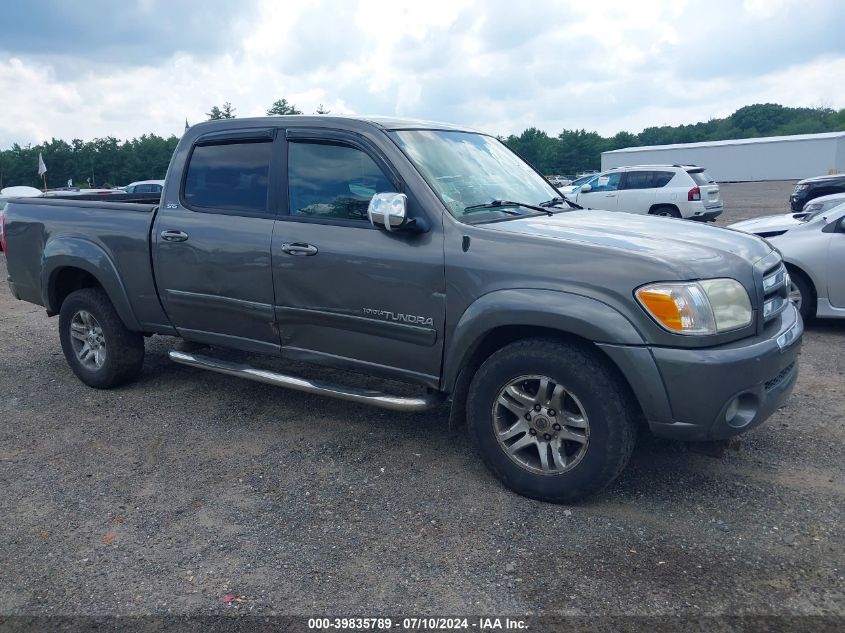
[580,183,592,193]
[368,192,408,231]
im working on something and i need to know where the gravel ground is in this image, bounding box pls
[0,181,843,625]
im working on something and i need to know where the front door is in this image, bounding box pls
[271,131,446,385]
[827,216,845,307]
[153,135,281,353]
[577,172,621,211]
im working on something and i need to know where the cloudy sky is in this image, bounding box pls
[1,0,843,147]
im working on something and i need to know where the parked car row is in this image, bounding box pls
[789,173,845,211]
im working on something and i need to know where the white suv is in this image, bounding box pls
[568,165,722,221]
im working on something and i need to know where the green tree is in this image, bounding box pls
[504,128,556,173]
[267,99,302,116]
[608,131,639,151]
[207,102,236,120]
[315,104,331,114]
[0,133,179,188]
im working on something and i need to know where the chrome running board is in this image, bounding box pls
[168,350,443,412]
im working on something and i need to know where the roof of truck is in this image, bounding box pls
[187,115,482,134]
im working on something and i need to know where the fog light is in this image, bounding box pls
[725,397,740,423]
[725,393,759,429]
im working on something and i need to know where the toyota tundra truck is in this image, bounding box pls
[2,116,803,502]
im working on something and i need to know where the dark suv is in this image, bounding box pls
[790,174,845,211]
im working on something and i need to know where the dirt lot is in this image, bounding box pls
[0,181,843,626]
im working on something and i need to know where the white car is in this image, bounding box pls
[800,192,845,216]
[124,179,165,194]
[729,202,845,320]
[557,173,596,196]
[569,165,722,221]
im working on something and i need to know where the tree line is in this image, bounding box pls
[1,102,842,190]
[505,103,845,176]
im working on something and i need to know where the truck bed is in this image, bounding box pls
[4,196,174,334]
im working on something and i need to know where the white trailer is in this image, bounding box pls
[601,131,845,182]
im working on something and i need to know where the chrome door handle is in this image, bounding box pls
[160,229,189,242]
[606,194,616,197]
[281,242,318,256]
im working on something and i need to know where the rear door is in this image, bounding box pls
[576,172,621,210]
[616,170,656,214]
[153,130,282,353]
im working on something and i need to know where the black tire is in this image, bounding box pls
[787,268,815,322]
[59,288,145,388]
[649,205,681,218]
[466,338,636,503]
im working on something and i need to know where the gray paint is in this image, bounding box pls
[4,115,803,441]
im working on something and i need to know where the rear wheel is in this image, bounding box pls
[466,339,636,503]
[649,205,681,218]
[59,288,145,388]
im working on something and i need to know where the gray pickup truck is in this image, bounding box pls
[3,116,803,502]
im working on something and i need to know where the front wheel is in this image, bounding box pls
[787,269,815,321]
[466,339,636,503]
[59,288,145,388]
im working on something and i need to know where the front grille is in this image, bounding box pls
[765,361,795,391]
[761,263,789,323]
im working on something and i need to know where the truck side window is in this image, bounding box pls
[288,141,395,222]
[183,141,272,215]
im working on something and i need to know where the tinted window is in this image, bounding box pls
[652,171,675,187]
[688,170,715,185]
[621,171,652,190]
[184,141,272,214]
[288,141,394,222]
[621,171,675,189]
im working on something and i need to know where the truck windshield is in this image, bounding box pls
[391,130,560,220]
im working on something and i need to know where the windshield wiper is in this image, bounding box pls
[463,200,553,216]
[541,195,583,210]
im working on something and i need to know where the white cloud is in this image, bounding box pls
[1,0,843,147]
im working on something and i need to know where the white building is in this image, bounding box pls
[601,131,845,182]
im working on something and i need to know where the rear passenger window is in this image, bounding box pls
[651,171,675,187]
[288,141,395,222]
[622,171,652,190]
[183,141,272,214]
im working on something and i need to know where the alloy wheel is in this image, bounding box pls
[69,310,107,370]
[492,375,590,475]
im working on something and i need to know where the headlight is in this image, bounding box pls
[636,279,752,335]
[794,184,809,191]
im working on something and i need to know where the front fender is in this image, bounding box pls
[42,236,141,331]
[442,288,645,390]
